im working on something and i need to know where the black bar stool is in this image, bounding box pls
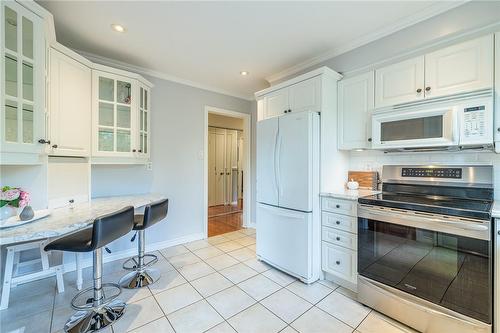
[119,198,169,289]
[44,206,135,333]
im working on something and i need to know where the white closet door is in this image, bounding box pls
[215,129,226,206]
[208,129,216,206]
[278,112,314,212]
[225,129,237,204]
[257,117,279,206]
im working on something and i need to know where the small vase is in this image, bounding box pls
[19,206,35,221]
[0,205,17,221]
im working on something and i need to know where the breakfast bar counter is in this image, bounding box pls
[0,193,165,246]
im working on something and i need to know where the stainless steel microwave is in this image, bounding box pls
[371,97,493,151]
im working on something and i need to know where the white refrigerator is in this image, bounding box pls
[256,111,320,283]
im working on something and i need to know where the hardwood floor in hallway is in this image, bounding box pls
[208,200,243,237]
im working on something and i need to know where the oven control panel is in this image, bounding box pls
[401,168,462,179]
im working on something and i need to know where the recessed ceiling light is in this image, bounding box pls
[240,71,249,76]
[111,24,125,33]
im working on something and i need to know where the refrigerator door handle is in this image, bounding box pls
[276,133,283,198]
[273,127,280,199]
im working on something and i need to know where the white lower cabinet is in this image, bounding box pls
[48,48,91,157]
[495,32,500,153]
[321,195,358,291]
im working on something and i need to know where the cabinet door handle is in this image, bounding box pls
[368,138,372,142]
[497,127,500,132]
[425,87,431,91]
[335,261,341,265]
[288,109,291,113]
[51,144,58,149]
[416,88,422,93]
[498,230,500,236]
[138,149,142,153]
[38,139,50,144]
[132,149,136,152]
[220,172,224,175]
[335,204,340,208]
[336,237,340,241]
[284,110,287,114]
[335,221,341,225]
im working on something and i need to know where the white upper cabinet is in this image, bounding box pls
[48,48,91,157]
[288,76,321,113]
[338,72,374,150]
[375,35,494,109]
[424,35,493,99]
[375,56,424,108]
[264,88,289,119]
[495,32,500,151]
[1,2,45,162]
[137,84,150,159]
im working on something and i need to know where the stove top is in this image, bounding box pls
[358,192,492,220]
[358,165,494,221]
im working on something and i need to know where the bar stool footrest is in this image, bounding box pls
[64,299,126,333]
[70,283,122,311]
[122,254,158,270]
[119,268,161,289]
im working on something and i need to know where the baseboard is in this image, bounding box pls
[62,232,205,273]
[245,221,257,229]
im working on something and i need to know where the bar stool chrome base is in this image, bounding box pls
[122,254,158,270]
[119,268,161,289]
[64,299,126,333]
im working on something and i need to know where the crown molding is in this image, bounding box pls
[74,50,254,101]
[265,1,468,84]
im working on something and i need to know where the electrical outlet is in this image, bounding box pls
[146,162,153,171]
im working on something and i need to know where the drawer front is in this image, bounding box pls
[322,242,357,283]
[321,197,356,216]
[322,211,357,234]
[322,226,357,250]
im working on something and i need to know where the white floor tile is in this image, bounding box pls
[234,236,256,247]
[239,228,256,236]
[357,311,418,333]
[206,286,256,319]
[262,268,296,287]
[223,231,247,240]
[185,239,212,251]
[168,252,202,269]
[193,246,224,260]
[280,326,299,333]
[128,317,175,333]
[291,307,353,333]
[286,281,332,304]
[317,291,370,328]
[228,303,287,333]
[167,300,223,333]
[3,309,51,333]
[246,244,256,251]
[227,247,256,262]
[317,279,339,291]
[205,253,240,271]
[260,288,312,323]
[148,269,187,294]
[160,245,190,258]
[216,241,245,253]
[112,296,164,333]
[242,258,271,273]
[207,235,231,245]
[178,261,215,281]
[237,274,281,301]
[336,286,358,300]
[219,263,258,284]
[191,272,233,297]
[155,283,202,314]
[205,321,237,333]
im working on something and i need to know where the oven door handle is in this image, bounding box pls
[358,205,490,240]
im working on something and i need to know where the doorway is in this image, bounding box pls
[204,107,251,237]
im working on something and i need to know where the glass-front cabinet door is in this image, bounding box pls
[92,70,136,157]
[1,2,45,157]
[137,84,150,159]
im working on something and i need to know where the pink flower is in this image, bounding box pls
[1,189,20,201]
[19,190,30,208]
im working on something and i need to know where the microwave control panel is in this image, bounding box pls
[463,105,486,138]
[459,98,493,146]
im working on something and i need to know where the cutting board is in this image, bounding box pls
[347,171,379,190]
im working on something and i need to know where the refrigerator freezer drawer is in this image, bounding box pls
[256,203,312,281]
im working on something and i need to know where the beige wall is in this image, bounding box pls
[208,113,244,130]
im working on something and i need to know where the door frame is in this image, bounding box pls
[204,106,252,238]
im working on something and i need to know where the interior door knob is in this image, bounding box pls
[416,88,422,93]
[220,172,224,175]
[425,87,431,91]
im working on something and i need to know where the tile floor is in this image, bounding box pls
[0,228,417,333]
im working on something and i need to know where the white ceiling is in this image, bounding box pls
[38,1,463,99]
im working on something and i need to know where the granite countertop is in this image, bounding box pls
[493,201,500,219]
[0,193,165,246]
[320,189,381,201]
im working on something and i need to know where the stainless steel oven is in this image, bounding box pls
[356,165,493,333]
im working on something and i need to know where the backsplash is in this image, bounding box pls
[349,150,500,199]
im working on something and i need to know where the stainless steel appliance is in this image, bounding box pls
[371,95,494,151]
[357,165,493,333]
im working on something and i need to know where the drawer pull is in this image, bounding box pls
[335,261,341,265]
[335,221,341,225]
[336,237,340,241]
[335,204,340,208]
